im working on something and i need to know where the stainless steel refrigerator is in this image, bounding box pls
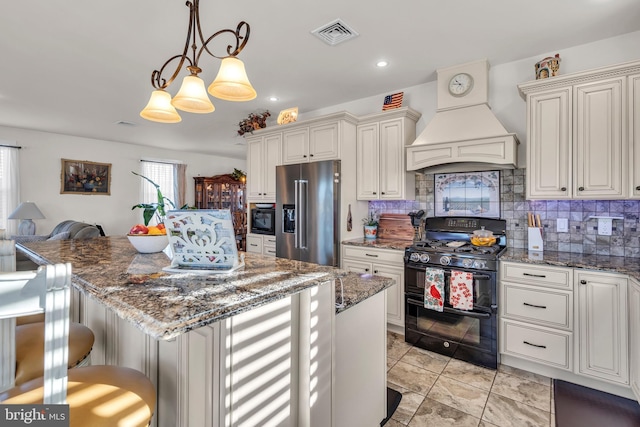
[276,160,340,266]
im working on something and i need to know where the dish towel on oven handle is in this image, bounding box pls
[424,267,445,312]
[450,270,473,310]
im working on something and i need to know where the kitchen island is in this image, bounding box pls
[16,236,394,427]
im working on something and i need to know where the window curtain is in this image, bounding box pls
[0,146,20,236]
[176,163,187,208]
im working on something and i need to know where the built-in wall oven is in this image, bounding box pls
[403,217,506,369]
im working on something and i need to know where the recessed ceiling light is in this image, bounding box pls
[376,61,388,68]
[269,96,279,102]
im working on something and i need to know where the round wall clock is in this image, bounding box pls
[448,73,474,97]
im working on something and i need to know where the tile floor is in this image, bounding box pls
[386,331,556,427]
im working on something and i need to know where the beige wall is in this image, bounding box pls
[1,126,245,235]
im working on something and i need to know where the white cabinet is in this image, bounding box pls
[525,87,572,199]
[246,233,276,257]
[518,60,640,200]
[628,277,640,402]
[282,122,340,164]
[341,245,404,328]
[356,108,419,200]
[500,262,574,370]
[246,133,282,201]
[631,73,640,197]
[575,270,629,385]
[574,78,626,198]
[501,262,632,393]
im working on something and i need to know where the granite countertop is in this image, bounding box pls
[342,237,414,251]
[501,248,640,281]
[17,236,394,340]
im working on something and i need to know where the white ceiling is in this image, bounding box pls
[1,0,639,160]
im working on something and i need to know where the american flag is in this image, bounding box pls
[382,92,403,111]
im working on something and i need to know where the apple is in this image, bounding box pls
[129,224,149,235]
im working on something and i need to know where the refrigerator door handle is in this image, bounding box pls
[299,179,308,249]
[294,179,299,249]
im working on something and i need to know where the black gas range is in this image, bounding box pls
[404,216,507,369]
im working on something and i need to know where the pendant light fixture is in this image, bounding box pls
[140,0,256,123]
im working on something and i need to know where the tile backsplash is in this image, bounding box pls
[369,169,640,258]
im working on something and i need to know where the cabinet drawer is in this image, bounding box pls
[502,284,572,329]
[246,235,262,254]
[501,262,572,289]
[263,236,277,246]
[342,245,403,265]
[263,246,276,257]
[501,320,572,370]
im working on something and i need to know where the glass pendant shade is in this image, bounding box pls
[172,75,215,113]
[208,57,257,101]
[140,90,182,123]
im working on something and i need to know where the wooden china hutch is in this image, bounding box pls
[194,174,247,251]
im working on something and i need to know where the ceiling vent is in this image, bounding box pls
[311,19,359,46]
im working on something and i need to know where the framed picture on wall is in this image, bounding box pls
[434,171,500,218]
[60,159,111,195]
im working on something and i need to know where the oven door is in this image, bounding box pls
[404,262,498,368]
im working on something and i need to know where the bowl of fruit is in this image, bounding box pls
[127,224,169,253]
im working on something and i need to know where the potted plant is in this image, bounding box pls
[362,212,379,239]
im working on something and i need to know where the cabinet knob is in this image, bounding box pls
[374,270,379,274]
[310,154,314,157]
[372,192,377,195]
[636,186,640,191]
[561,187,567,191]
[303,155,307,158]
[578,187,584,191]
[381,192,385,195]
[365,268,370,272]
[580,279,587,285]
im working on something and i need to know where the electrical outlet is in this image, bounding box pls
[557,218,569,233]
[597,218,613,236]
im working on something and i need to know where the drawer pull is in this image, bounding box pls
[250,244,258,247]
[580,280,587,285]
[523,341,547,349]
[374,270,378,274]
[523,302,547,309]
[522,273,546,278]
[365,268,370,272]
[365,253,379,257]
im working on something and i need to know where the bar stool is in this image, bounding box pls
[0,240,95,386]
[0,264,156,427]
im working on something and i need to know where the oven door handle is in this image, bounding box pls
[404,265,492,281]
[406,298,491,319]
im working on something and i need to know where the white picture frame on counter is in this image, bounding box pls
[434,171,500,218]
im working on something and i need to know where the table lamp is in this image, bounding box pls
[8,202,45,235]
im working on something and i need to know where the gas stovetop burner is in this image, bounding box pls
[404,217,508,271]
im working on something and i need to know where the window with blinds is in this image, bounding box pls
[140,161,178,223]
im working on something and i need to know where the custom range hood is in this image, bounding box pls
[407,59,519,173]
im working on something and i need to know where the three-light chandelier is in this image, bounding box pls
[140,0,256,123]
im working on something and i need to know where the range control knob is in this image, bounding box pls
[420,253,430,263]
[409,253,420,262]
[462,259,474,268]
[439,256,451,266]
[473,260,487,269]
